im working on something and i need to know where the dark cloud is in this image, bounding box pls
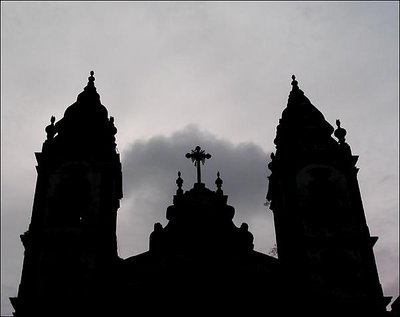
[122,124,271,207]
[117,125,275,257]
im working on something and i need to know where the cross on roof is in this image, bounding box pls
[185,146,211,184]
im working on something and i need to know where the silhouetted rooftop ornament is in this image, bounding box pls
[215,171,223,195]
[291,74,299,91]
[85,70,96,90]
[185,146,211,184]
[176,171,184,195]
[45,116,56,140]
[334,119,347,144]
[72,70,102,107]
[108,116,117,134]
[287,74,307,105]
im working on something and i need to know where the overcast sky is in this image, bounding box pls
[1,2,398,315]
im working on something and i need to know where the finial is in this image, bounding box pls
[45,116,56,140]
[85,70,95,89]
[291,74,298,90]
[176,171,183,195]
[334,119,347,144]
[215,171,223,194]
[89,70,95,82]
[185,146,211,184]
[268,152,276,170]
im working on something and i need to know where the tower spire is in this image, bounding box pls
[12,69,123,317]
[287,74,308,107]
[272,75,335,148]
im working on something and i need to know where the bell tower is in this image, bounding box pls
[267,76,390,316]
[11,72,123,317]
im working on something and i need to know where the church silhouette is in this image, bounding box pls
[10,72,396,316]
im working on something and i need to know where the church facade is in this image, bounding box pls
[11,72,393,316]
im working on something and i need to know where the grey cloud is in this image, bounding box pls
[122,124,271,214]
